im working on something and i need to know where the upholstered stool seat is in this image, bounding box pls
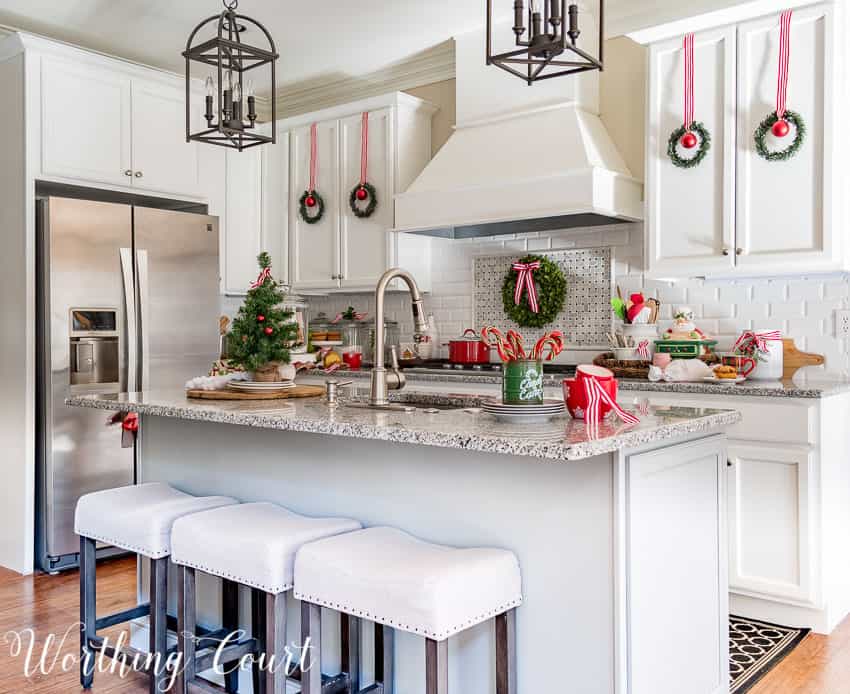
[171,501,362,594]
[172,502,362,694]
[294,527,522,694]
[75,482,238,559]
[75,483,238,694]
[295,526,522,640]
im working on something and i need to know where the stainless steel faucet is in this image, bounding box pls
[370,268,428,406]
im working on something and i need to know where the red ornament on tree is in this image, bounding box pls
[356,187,368,201]
[264,327,274,336]
[771,119,790,137]
[305,195,317,208]
[680,131,698,149]
[257,314,265,322]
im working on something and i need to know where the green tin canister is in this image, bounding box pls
[502,359,544,405]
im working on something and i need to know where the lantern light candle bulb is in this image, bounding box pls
[530,0,543,38]
[246,79,257,124]
[204,75,214,124]
[232,82,242,124]
[222,71,232,118]
[513,0,525,37]
[568,4,580,42]
[549,0,561,26]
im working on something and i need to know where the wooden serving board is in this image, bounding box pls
[782,338,824,379]
[186,384,325,401]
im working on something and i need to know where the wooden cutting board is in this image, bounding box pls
[186,384,325,401]
[783,338,824,379]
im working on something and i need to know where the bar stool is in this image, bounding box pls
[171,501,362,694]
[294,526,523,694]
[75,482,238,694]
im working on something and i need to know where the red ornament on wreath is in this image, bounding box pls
[680,131,698,149]
[305,195,317,208]
[772,118,790,138]
[349,112,379,219]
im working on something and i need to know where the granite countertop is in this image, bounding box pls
[66,388,741,462]
[304,367,850,399]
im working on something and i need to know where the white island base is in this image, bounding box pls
[133,414,730,694]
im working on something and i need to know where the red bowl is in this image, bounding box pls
[564,377,619,421]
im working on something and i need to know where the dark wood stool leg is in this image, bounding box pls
[425,638,448,694]
[376,624,394,694]
[149,557,169,694]
[341,614,360,693]
[251,589,267,694]
[79,537,96,689]
[265,592,287,694]
[177,565,196,694]
[222,579,240,694]
[495,609,517,694]
[300,601,322,694]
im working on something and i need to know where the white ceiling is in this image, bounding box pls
[0,0,746,92]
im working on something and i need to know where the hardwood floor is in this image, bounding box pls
[2,557,849,693]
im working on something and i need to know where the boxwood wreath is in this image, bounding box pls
[502,254,567,328]
[349,182,378,218]
[298,190,325,224]
[667,122,711,169]
[754,110,805,162]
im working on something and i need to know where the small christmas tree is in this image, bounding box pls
[228,253,298,375]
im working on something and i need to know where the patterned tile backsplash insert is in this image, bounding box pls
[473,248,612,347]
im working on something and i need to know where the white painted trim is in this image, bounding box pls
[627,0,826,45]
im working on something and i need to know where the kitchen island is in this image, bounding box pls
[68,387,740,694]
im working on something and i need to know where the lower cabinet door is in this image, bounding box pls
[727,442,815,604]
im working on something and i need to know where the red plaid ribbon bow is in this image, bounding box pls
[732,330,781,355]
[512,261,541,314]
[250,267,272,289]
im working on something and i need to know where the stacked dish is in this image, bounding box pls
[227,381,295,393]
[481,399,566,424]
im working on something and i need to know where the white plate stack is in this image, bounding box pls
[227,381,296,393]
[481,399,566,424]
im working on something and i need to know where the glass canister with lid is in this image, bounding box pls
[280,286,308,355]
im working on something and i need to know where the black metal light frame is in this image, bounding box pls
[486,0,604,85]
[183,0,278,151]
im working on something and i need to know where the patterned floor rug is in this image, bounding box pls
[730,615,811,693]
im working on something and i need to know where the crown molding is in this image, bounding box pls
[264,39,455,121]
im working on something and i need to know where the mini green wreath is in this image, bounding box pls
[501,254,567,329]
[349,182,378,219]
[667,122,712,169]
[754,110,806,162]
[298,190,325,224]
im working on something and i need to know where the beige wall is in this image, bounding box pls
[599,36,647,181]
[404,79,457,155]
[405,38,648,178]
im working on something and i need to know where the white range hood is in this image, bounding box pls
[394,19,643,238]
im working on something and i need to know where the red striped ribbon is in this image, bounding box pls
[309,122,318,193]
[250,267,272,289]
[636,340,651,360]
[683,33,695,129]
[583,377,640,426]
[732,330,782,354]
[359,112,369,186]
[512,261,541,314]
[776,10,793,119]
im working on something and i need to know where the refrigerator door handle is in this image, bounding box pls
[136,249,151,391]
[119,247,138,392]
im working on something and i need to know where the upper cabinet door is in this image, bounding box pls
[289,121,340,290]
[646,27,736,277]
[339,108,394,289]
[224,148,263,295]
[736,4,835,271]
[131,79,200,197]
[40,57,132,187]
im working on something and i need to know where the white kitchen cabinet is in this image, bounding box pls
[646,27,736,277]
[289,120,341,290]
[130,78,200,197]
[40,56,132,187]
[224,147,263,295]
[727,443,815,604]
[286,93,436,292]
[640,1,843,277]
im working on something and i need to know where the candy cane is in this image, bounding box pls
[507,330,526,360]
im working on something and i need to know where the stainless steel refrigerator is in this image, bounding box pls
[36,196,220,572]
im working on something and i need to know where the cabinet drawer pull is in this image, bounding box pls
[735,248,743,256]
[722,248,730,256]
[124,169,133,177]
[134,171,143,178]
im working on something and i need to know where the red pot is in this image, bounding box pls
[447,329,491,364]
[564,376,619,421]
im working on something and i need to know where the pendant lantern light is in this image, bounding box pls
[486,0,604,85]
[183,0,278,151]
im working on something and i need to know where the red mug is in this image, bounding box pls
[564,377,619,421]
[720,353,756,377]
[342,351,362,369]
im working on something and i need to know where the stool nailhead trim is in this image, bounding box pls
[171,556,293,595]
[73,529,170,560]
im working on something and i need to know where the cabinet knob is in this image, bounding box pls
[735,248,743,256]
[124,170,133,177]
[722,248,730,256]
[134,171,143,178]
